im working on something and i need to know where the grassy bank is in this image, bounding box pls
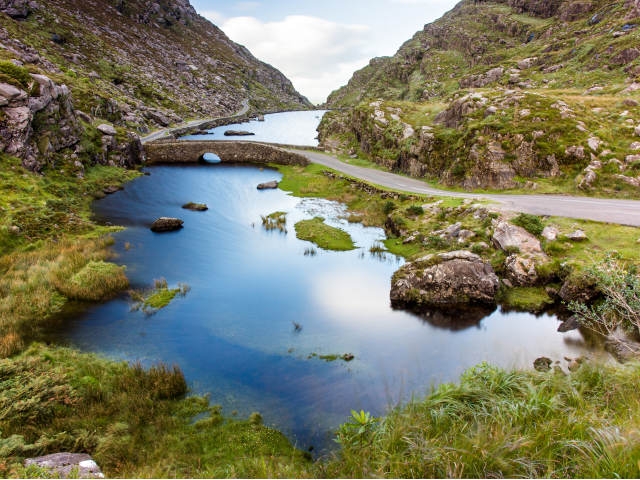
[317,361,640,478]
[1,344,309,478]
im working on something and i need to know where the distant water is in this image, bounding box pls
[49,165,596,453]
[181,110,327,146]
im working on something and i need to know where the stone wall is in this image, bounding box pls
[144,140,310,166]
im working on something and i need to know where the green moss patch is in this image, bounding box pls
[498,286,554,311]
[294,217,356,251]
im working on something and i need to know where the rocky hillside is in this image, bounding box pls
[320,0,640,196]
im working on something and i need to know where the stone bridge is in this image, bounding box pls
[143,139,309,166]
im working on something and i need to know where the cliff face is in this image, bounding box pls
[321,0,640,196]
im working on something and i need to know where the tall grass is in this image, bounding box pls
[0,236,125,357]
[318,362,640,478]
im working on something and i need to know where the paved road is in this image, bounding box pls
[291,149,640,227]
[140,99,250,144]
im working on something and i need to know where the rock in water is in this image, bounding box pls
[534,357,552,372]
[390,250,499,308]
[25,453,104,479]
[150,217,184,232]
[224,130,255,136]
[182,202,208,211]
[257,180,278,190]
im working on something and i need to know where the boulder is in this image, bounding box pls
[390,250,499,308]
[542,226,559,241]
[557,315,581,333]
[97,123,117,136]
[504,254,540,286]
[257,180,278,190]
[224,130,255,136]
[567,230,587,241]
[1,0,34,18]
[150,217,184,232]
[492,221,544,256]
[181,202,208,211]
[24,453,104,479]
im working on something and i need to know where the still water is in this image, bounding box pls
[181,110,327,146]
[49,164,594,452]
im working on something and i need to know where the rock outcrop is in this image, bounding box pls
[492,221,548,285]
[391,250,499,308]
[25,453,104,479]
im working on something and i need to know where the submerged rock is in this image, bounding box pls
[257,180,278,190]
[25,453,104,479]
[224,130,255,136]
[182,202,208,211]
[150,217,184,232]
[390,250,499,308]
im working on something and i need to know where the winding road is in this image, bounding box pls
[140,99,250,144]
[290,149,640,227]
[141,112,640,227]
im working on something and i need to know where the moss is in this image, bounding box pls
[294,217,356,251]
[0,60,31,89]
[498,286,554,311]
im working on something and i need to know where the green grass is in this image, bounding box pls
[0,344,309,479]
[62,260,128,302]
[131,279,190,314]
[294,217,356,251]
[318,362,640,478]
[497,286,554,311]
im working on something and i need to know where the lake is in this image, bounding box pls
[48,160,595,453]
[181,109,328,146]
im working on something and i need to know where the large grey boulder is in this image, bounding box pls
[25,453,104,478]
[150,217,184,232]
[391,250,499,308]
[97,123,117,136]
[492,221,548,286]
[492,221,543,255]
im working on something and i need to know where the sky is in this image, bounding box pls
[190,0,459,104]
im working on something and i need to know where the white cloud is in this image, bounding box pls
[221,15,374,104]
[200,10,225,24]
[234,1,260,10]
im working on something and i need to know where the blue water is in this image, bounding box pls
[51,164,594,453]
[181,110,327,146]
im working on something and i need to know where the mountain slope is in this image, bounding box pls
[0,0,311,130]
[320,0,640,197]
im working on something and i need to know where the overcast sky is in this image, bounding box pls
[190,0,459,104]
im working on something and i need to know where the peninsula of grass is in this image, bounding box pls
[294,217,356,251]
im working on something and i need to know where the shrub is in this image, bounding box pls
[382,201,396,215]
[406,205,424,216]
[512,213,544,236]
